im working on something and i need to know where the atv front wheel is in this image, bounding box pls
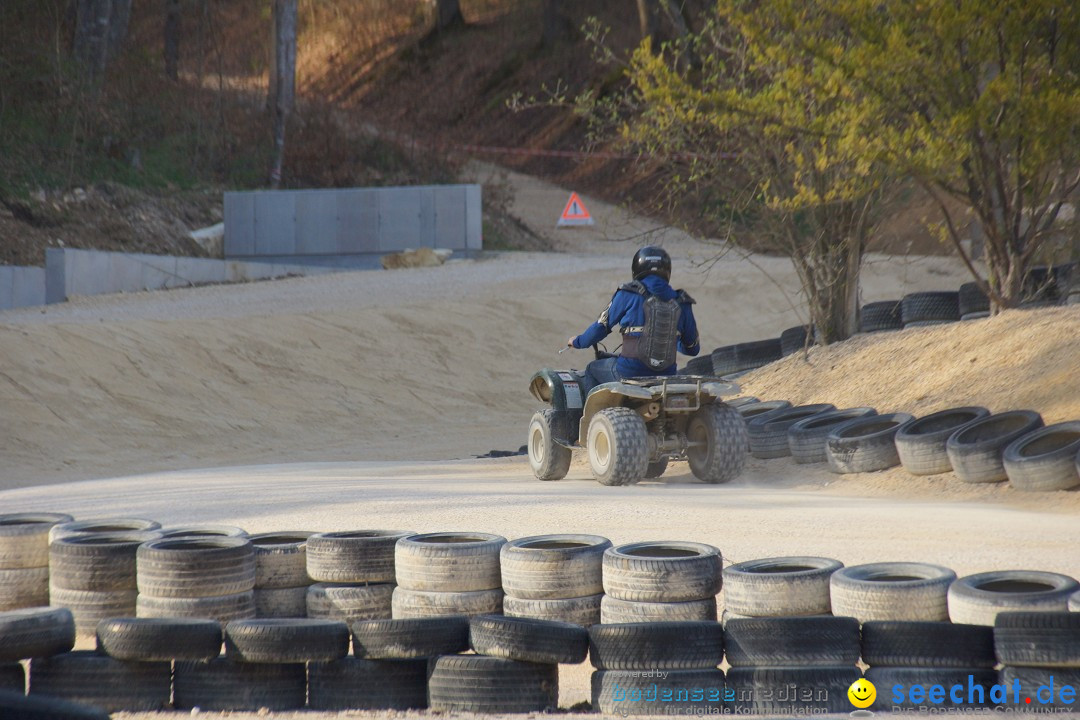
[587,407,648,486]
[528,410,572,481]
[686,403,748,483]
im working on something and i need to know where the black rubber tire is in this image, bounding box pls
[861,621,996,667]
[1003,421,1080,491]
[527,409,573,481]
[352,616,470,659]
[727,396,759,408]
[686,403,749,482]
[503,593,603,626]
[95,617,222,661]
[948,570,1079,626]
[722,556,843,616]
[48,519,160,544]
[961,311,991,320]
[0,690,110,720]
[946,410,1046,484]
[726,666,860,714]
[780,325,811,356]
[253,586,308,618]
[994,612,1080,667]
[469,614,589,664]
[600,595,717,623]
[136,589,255,624]
[158,524,248,539]
[391,587,502,618]
[683,355,714,375]
[860,300,903,332]
[307,582,393,621]
[308,658,428,710]
[588,621,724,670]
[830,562,956,622]
[306,530,413,585]
[0,663,23,694]
[788,408,878,465]
[603,541,722,603]
[959,281,991,315]
[28,651,170,713]
[901,291,961,325]
[0,607,75,663]
[1071,589,1080,611]
[248,532,313,589]
[825,413,914,474]
[0,513,73,570]
[736,399,792,422]
[712,339,783,374]
[0,568,49,610]
[895,406,991,476]
[747,403,835,459]
[587,407,649,486]
[428,655,559,713]
[224,618,349,663]
[1024,265,1060,302]
[999,666,1080,709]
[725,616,859,667]
[500,534,610,600]
[49,587,138,635]
[395,532,505,592]
[136,537,255,598]
[173,657,306,711]
[591,669,726,714]
[48,533,155,593]
[865,667,997,710]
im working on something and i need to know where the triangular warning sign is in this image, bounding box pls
[557,192,595,227]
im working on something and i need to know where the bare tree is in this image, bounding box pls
[431,0,463,31]
[269,0,297,189]
[73,0,131,83]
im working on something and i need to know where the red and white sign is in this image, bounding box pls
[557,192,595,227]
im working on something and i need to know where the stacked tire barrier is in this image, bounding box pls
[895,407,991,475]
[49,518,160,543]
[746,403,835,459]
[500,534,610,626]
[590,621,725,715]
[50,532,160,635]
[601,542,721,623]
[721,556,842,623]
[250,531,314,618]
[726,616,862,714]
[825,413,914,474]
[788,408,877,464]
[0,513,72,611]
[861,300,903,332]
[135,537,256,623]
[392,532,506,618]
[429,614,584,713]
[862,621,997,711]
[902,291,961,327]
[995,612,1080,711]
[831,562,957,622]
[306,530,411,621]
[948,571,1080,625]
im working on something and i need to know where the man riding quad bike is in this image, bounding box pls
[527,246,748,486]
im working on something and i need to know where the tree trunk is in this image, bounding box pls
[269,0,297,189]
[636,0,658,47]
[72,0,130,83]
[164,0,181,81]
[432,0,463,31]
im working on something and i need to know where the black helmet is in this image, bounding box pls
[632,245,672,281]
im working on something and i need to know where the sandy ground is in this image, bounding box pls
[2,171,1077,720]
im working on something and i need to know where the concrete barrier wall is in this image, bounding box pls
[223,184,482,259]
[38,248,340,305]
[0,265,47,310]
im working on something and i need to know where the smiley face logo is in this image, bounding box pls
[848,678,876,709]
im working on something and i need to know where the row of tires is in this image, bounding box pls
[734,399,1080,491]
[4,515,1080,628]
[684,262,1080,378]
[3,608,1080,715]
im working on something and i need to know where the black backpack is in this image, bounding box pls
[619,281,688,371]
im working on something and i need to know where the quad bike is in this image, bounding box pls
[527,346,749,486]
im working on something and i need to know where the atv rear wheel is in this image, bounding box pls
[587,408,648,486]
[686,403,748,483]
[528,410,572,481]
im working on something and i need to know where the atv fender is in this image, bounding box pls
[529,369,586,413]
[578,382,654,442]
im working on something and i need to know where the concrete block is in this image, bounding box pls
[142,255,179,290]
[253,191,296,256]
[224,192,256,256]
[0,267,15,310]
[67,250,113,297]
[15,267,46,307]
[296,190,337,255]
[336,189,378,253]
[435,186,468,250]
[465,184,483,250]
[45,248,67,304]
[378,187,422,252]
[109,254,145,293]
[419,186,437,248]
[175,257,227,286]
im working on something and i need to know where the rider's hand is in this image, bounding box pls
[567,336,576,348]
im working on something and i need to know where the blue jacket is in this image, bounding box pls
[572,273,701,376]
